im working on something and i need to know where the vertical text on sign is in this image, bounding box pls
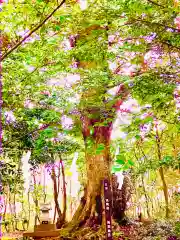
[103,179,113,240]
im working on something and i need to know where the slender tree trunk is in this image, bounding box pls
[156,128,169,218]
[141,175,151,217]
[3,193,9,232]
[60,158,67,223]
[53,206,57,224]
[51,163,65,228]
[32,173,39,227]
[21,189,29,231]
[57,160,61,196]
[13,169,19,230]
[13,191,18,230]
[51,165,62,218]
[53,160,61,224]
[159,166,169,217]
[3,193,7,221]
[43,165,46,203]
[53,203,57,224]
[27,189,30,229]
[70,180,73,219]
[9,193,15,231]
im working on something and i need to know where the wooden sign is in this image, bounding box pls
[103,179,113,240]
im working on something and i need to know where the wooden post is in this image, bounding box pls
[103,179,113,240]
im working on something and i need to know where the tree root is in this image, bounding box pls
[63,226,106,240]
[59,218,134,240]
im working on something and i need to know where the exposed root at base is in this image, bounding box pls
[59,226,106,240]
[59,220,126,240]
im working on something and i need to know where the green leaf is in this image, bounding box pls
[144,116,153,123]
[135,135,141,140]
[116,159,125,165]
[89,126,94,135]
[163,155,172,161]
[161,155,173,165]
[96,143,105,154]
[128,159,134,166]
[60,16,66,23]
[96,144,105,151]
[111,165,122,173]
[116,154,126,164]
[123,164,130,170]
[63,130,70,135]
[55,25,61,31]
[43,128,53,137]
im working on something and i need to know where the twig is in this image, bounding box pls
[3,121,62,147]
[147,0,166,8]
[20,60,57,83]
[1,0,65,61]
[161,41,180,51]
[135,18,179,32]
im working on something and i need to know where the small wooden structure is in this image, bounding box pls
[23,226,61,239]
[23,203,60,239]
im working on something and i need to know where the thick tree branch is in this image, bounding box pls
[1,0,65,61]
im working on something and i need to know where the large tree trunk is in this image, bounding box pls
[68,115,130,234]
[68,116,112,231]
[63,30,129,235]
[81,116,111,221]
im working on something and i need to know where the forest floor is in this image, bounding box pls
[115,220,180,240]
[1,220,179,240]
